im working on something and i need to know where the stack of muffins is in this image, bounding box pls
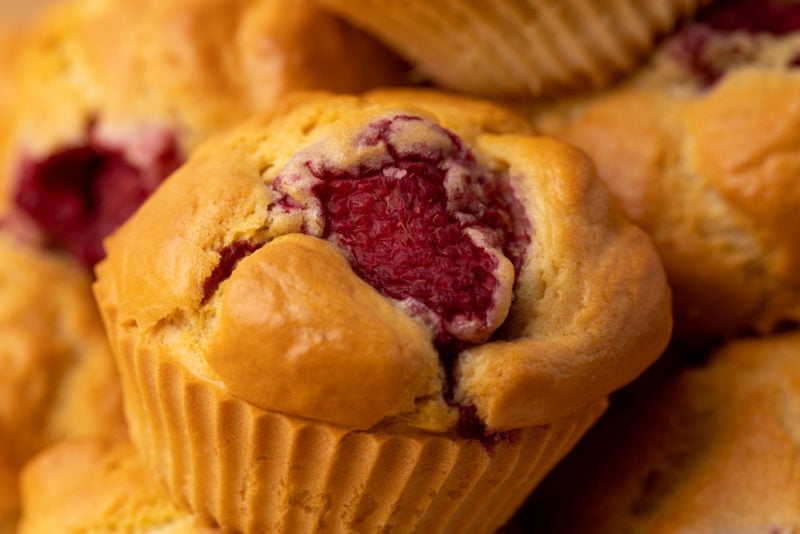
[0,0,797,532]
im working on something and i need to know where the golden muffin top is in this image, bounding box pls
[96,89,671,434]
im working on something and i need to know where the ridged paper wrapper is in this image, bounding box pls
[106,303,606,533]
[317,0,707,97]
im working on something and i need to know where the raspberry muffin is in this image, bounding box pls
[531,0,800,341]
[2,0,408,267]
[94,89,671,532]
[0,233,127,529]
[515,331,800,533]
[316,0,706,98]
[18,438,220,534]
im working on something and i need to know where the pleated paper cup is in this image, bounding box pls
[317,0,706,97]
[104,307,606,533]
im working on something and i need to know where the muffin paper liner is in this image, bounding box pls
[318,0,705,96]
[111,321,606,533]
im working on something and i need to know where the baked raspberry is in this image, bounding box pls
[12,125,182,266]
[270,115,530,348]
[666,0,800,86]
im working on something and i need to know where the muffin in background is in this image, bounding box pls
[0,0,53,28]
[0,28,29,534]
[0,233,127,529]
[531,0,800,342]
[513,331,800,533]
[18,438,220,534]
[315,0,707,98]
[0,28,19,105]
[2,0,409,268]
[0,1,407,531]
[94,89,671,533]
[0,28,21,201]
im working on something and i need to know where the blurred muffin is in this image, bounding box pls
[94,89,671,532]
[0,233,126,529]
[0,449,18,534]
[0,29,19,108]
[0,0,54,28]
[0,29,29,534]
[315,0,707,98]
[1,0,409,267]
[0,29,20,197]
[18,438,220,533]
[514,331,800,533]
[532,0,800,341]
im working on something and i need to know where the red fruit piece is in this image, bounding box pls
[12,124,183,266]
[271,115,530,347]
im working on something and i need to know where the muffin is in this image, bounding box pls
[0,232,127,529]
[530,0,800,341]
[94,89,671,532]
[315,0,707,98]
[1,0,408,267]
[515,331,800,533]
[0,29,19,108]
[18,438,220,533]
[0,29,20,196]
[0,0,53,28]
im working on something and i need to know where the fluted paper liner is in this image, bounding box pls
[109,316,605,533]
[317,0,705,97]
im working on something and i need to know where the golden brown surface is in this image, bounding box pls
[0,30,19,106]
[531,36,800,341]
[95,89,671,433]
[0,28,20,204]
[0,0,53,28]
[515,332,800,533]
[316,0,705,97]
[1,0,408,212]
[0,233,126,528]
[207,234,443,429]
[18,439,220,533]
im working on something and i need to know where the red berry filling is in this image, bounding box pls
[666,0,800,86]
[202,240,262,303]
[270,115,530,348]
[193,115,533,439]
[267,115,531,440]
[11,124,182,266]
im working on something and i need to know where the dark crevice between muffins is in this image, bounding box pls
[9,120,183,267]
[671,318,800,370]
[696,0,800,35]
[439,343,518,451]
[666,0,800,87]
